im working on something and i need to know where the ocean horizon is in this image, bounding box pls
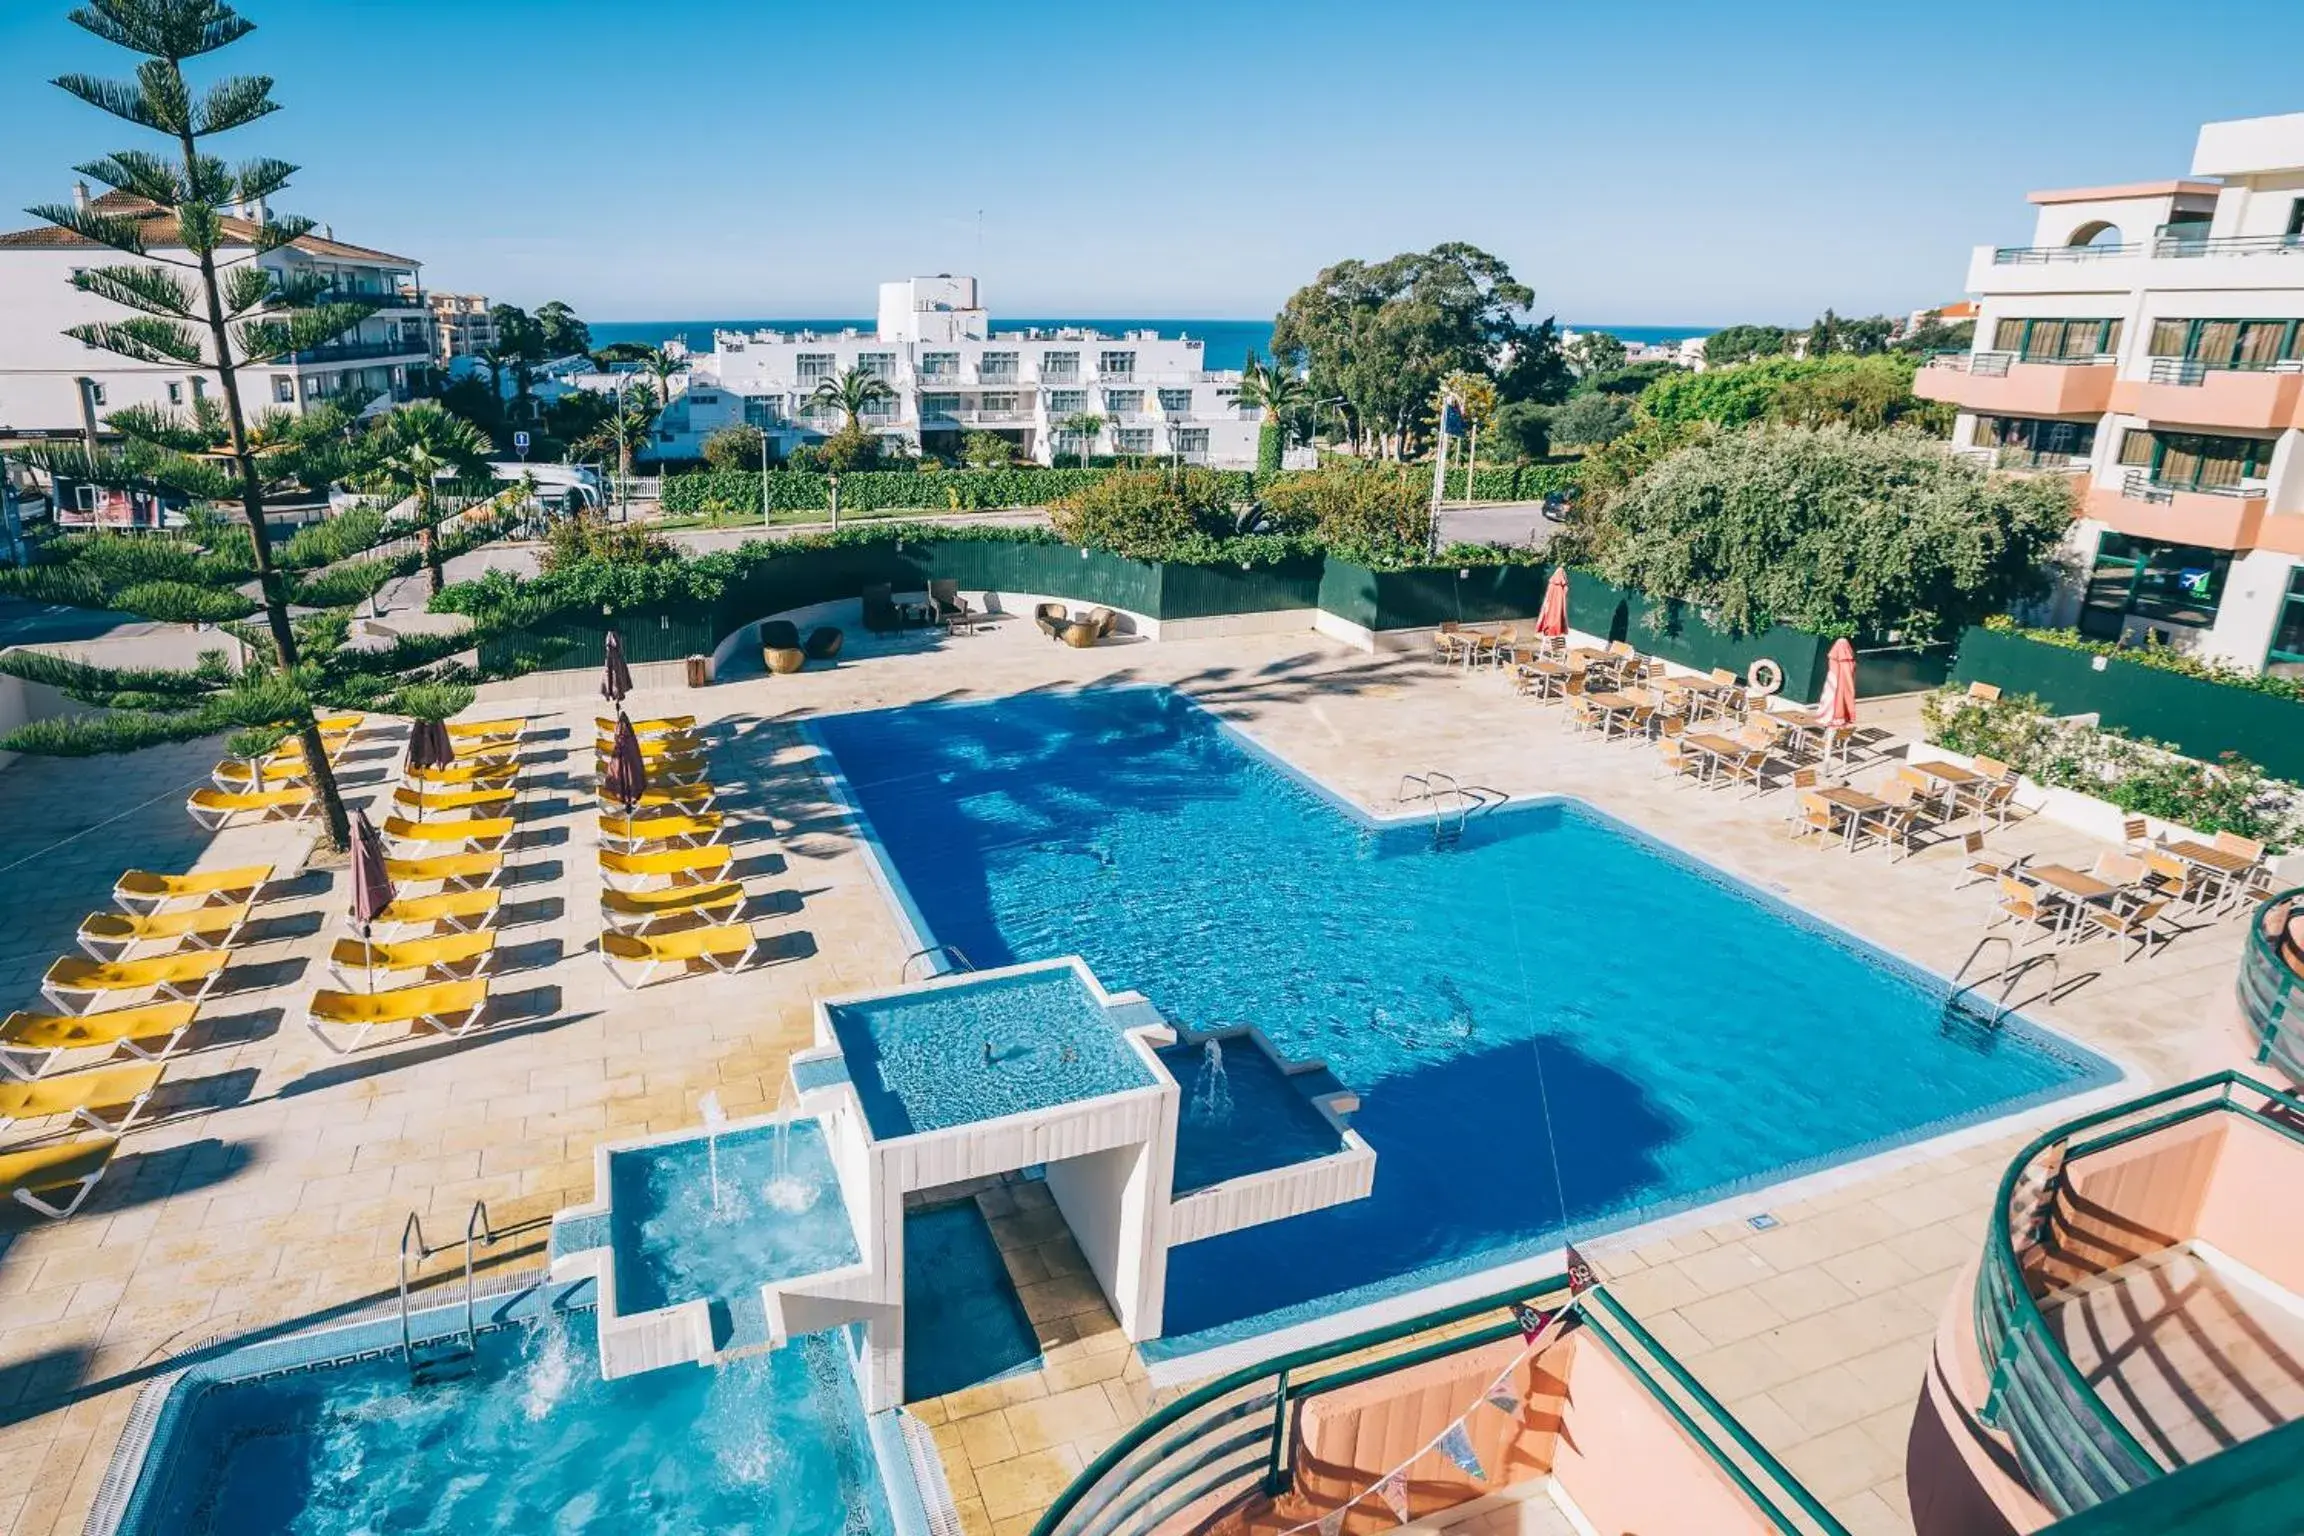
[588,318,1716,373]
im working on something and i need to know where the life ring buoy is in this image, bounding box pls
[1747,658,1784,696]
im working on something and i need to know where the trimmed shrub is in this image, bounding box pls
[661,466,1253,516]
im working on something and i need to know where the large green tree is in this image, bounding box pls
[534,299,591,358]
[30,0,391,849]
[1270,243,1534,459]
[1581,424,2074,641]
[1699,324,1791,367]
[364,402,493,596]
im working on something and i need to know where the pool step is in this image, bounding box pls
[407,1339,476,1386]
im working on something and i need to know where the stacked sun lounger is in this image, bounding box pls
[303,718,529,1054]
[187,713,371,829]
[0,862,278,1219]
[592,716,760,988]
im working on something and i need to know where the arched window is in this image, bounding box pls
[2067,220,2123,248]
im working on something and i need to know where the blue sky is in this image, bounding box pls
[2,0,2298,324]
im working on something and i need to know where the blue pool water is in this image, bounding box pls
[903,1202,1043,1400]
[610,1120,861,1348]
[813,687,2119,1354]
[1163,1036,1346,1195]
[130,1313,892,1535]
[828,967,1153,1137]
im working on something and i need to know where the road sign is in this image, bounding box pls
[513,431,531,460]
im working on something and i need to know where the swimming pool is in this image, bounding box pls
[812,687,2118,1355]
[114,1298,900,1536]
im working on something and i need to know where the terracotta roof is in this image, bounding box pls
[0,191,420,267]
[2025,179,2220,206]
[1935,300,1978,320]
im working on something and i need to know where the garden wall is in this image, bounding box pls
[1951,626,2304,780]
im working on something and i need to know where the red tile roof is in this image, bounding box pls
[0,191,419,267]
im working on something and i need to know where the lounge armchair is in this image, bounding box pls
[328,929,497,987]
[394,783,517,816]
[0,1002,200,1080]
[42,949,230,1016]
[186,786,313,830]
[382,813,515,854]
[762,619,805,674]
[0,1137,118,1219]
[77,901,251,961]
[1035,602,1069,639]
[598,810,726,849]
[113,864,271,913]
[383,851,505,890]
[593,715,695,738]
[861,583,906,635]
[363,886,501,936]
[305,977,491,1054]
[805,626,843,661]
[599,880,747,933]
[599,844,734,890]
[0,1062,164,1136]
[600,923,761,988]
[928,579,977,632]
[408,756,518,786]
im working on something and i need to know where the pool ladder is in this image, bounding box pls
[397,1200,503,1381]
[1396,772,1504,846]
[901,943,976,983]
[1945,936,2062,1031]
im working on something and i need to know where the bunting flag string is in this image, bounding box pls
[1267,1291,1587,1536]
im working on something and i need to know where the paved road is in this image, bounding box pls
[1435,501,1563,553]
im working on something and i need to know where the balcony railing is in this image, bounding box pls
[1973,1071,2304,1519]
[1959,444,2089,472]
[315,287,423,310]
[2241,888,2304,1082]
[2146,356,2304,385]
[1098,370,1135,383]
[293,338,426,365]
[2119,467,2267,504]
[1994,233,2304,265]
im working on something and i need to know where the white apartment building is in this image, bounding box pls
[661,276,1260,467]
[0,186,433,443]
[1916,111,2304,677]
[429,293,497,365]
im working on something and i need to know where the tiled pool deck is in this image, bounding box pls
[0,620,2264,1536]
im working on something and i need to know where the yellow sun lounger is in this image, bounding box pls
[394,783,518,816]
[113,864,273,913]
[328,929,497,987]
[186,786,313,830]
[594,714,695,738]
[598,844,734,890]
[383,813,515,853]
[447,718,527,740]
[78,901,252,960]
[599,881,747,934]
[0,1062,164,1136]
[596,732,705,760]
[0,1136,118,1219]
[0,1002,200,1080]
[601,751,709,781]
[598,811,726,849]
[600,923,761,988]
[408,756,518,786]
[305,977,490,1055]
[211,756,310,792]
[363,886,501,936]
[383,851,504,890]
[595,785,720,815]
[271,727,356,758]
[42,949,230,1016]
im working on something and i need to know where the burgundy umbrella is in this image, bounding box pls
[406,717,455,775]
[602,629,633,705]
[604,710,648,812]
[348,810,395,989]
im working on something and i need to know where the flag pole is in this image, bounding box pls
[1429,387,1451,561]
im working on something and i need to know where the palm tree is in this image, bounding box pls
[809,365,896,430]
[366,403,493,596]
[575,382,660,514]
[1057,412,1106,468]
[641,345,689,412]
[1237,352,1311,474]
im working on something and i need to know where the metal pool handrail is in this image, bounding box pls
[1028,1273,1847,1536]
[1973,1069,2304,1517]
[2238,888,2302,1082]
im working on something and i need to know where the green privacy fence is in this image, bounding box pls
[1951,626,2304,779]
[477,612,720,674]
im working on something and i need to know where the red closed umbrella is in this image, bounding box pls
[1534,568,1569,638]
[602,629,633,705]
[348,810,395,990]
[1816,638,1860,727]
[604,711,648,811]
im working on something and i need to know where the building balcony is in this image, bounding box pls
[1955,444,2092,475]
[1916,352,2116,416]
[2086,473,2270,550]
[2110,362,2304,432]
[1920,1071,2304,1528]
[318,287,423,311]
[293,338,429,366]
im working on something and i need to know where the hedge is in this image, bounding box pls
[1440,463,1581,501]
[662,467,1251,516]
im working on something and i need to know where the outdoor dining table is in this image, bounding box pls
[1516,658,1570,697]
[1911,759,1983,814]
[2024,863,2120,932]
[1682,732,1745,783]
[1660,676,1733,721]
[2161,839,2255,906]
[1814,786,1888,848]
[1585,690,1645,737]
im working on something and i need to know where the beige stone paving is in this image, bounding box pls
[0,617,2265,1536]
